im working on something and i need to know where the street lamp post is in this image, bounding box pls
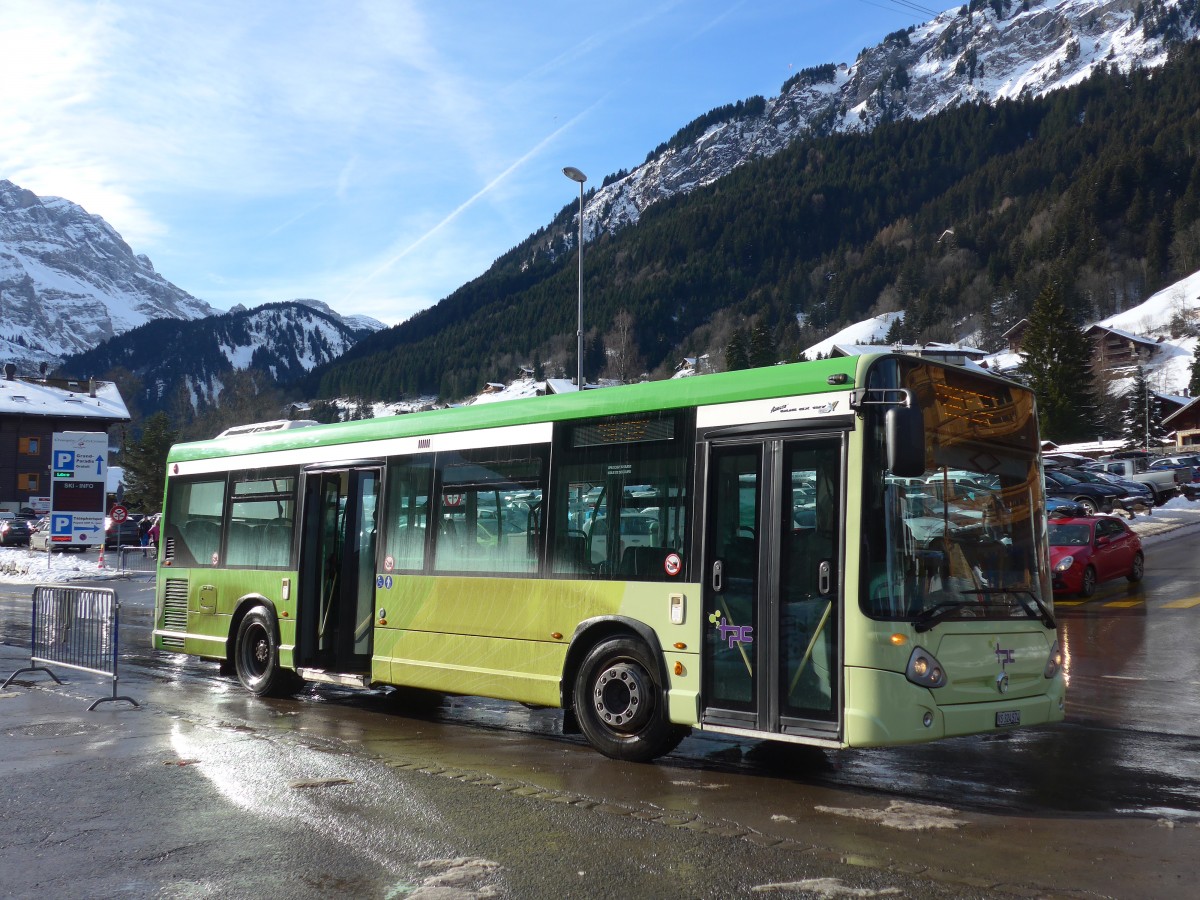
[563,166,587,390]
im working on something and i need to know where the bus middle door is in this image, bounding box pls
[297,466,381,674]
[701,436,843,739]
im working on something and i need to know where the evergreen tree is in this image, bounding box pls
[883,314,906,345]
[1017,283,1099,443]
[748,323,777,368]
[120,412,178,513]
[1120,366,1167,451]
[1189,342,1200,397]
[725,328,750,371]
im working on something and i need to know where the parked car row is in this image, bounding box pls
[18,510,161,552]
[1043,463,1146,516]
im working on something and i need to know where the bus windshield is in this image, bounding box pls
[861,359,1050,625]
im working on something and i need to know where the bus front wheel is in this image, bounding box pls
[234,606,296,697]
[574,636,685,762]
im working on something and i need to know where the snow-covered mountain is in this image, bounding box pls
[60,299,384,417]
[561,0,1200,248]
[0,177,385,415]
[0,179,216,372]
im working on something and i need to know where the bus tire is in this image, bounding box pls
[234,606,295,697]
[574,636,685,762]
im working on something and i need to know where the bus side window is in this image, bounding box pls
[551,463,688,581]
[226,472,296,568]
[383,457,433,572]
[432,447,545,575]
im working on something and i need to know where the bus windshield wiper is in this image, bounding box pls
[912,589,1056,632]
[975,587,1056,629]
[912,599,974,633]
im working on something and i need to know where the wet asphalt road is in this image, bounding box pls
[3,526,1200,898]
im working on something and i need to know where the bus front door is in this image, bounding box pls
[297,467,381,674]
[702,438,843,740]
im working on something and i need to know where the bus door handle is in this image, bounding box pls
[712,559,724,593]
[818,560,832,596]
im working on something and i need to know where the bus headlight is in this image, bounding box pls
[906,646,946,688]
[1053,555,1075,572]
[1044,640,1063,679]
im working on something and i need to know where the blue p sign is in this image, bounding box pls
[51,514,73,535]
[54,450,75,472]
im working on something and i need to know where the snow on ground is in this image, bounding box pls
[1096,270,1200,335]
[0,546,145,584]
[802,312,902,359]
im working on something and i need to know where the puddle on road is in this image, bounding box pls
[166,723,510,893]
[814,800,967,831]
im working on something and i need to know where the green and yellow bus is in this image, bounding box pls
[152,354,1065,761]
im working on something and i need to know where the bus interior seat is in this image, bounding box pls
[185,519,221,562]
[620,546,674,579]
[262,520,292,566]
[555,533,591,575]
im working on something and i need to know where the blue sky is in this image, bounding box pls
[0,0,937,326]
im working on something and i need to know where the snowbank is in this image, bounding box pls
[0,547,135,584]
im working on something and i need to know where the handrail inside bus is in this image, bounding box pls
[788,600,832,697]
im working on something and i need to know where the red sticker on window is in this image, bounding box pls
[384,555,395,572]
[664,553,682,577]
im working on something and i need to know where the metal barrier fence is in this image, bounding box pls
[115,543,158,575]
[1,585,139,710]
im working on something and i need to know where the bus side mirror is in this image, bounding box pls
[886,406,925,478]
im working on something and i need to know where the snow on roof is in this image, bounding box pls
[828,342,986,361]
[1084,323,1159,346]
[0,377,129,422]
[1164,396,1200,427]
[543,378,581,395]
[470,377,545,404]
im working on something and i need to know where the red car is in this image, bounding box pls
[1049,516,1144,597]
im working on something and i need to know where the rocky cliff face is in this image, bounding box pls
[0,179,216,372]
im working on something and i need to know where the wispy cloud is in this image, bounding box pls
[339,96,607,308]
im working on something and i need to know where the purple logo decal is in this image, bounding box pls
[709,611,753,648]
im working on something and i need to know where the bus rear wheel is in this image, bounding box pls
[574,636,685,762]
[234,606,297,697]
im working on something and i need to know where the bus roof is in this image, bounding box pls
[167,354,872,464]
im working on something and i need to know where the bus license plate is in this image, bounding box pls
[995,710,1021,727]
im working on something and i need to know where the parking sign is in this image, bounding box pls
[50,432,108,547]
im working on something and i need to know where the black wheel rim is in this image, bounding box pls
[242,624,269,679]
[592,660,653,735]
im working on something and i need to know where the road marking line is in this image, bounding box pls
[1162,596,1200,608]
[1104,600,1142,608]
[1054,600,1086,606]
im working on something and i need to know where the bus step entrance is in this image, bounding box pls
[296,668,371,689]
